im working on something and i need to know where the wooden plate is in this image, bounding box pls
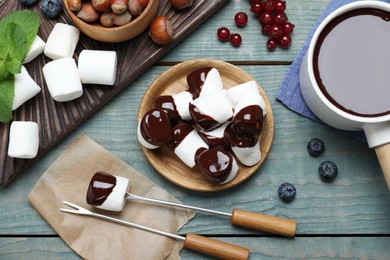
[138,59,275,192]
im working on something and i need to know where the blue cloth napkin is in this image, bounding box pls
[275,0,377,141]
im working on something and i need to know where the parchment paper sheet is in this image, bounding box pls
[28,135,195,260]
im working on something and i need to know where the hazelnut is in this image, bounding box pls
[128,0,149,16]
[149,16,174,45]
[100,12,115,27]
[77,2,100,23]
[92,0,111,12]
[113,11,132,26]
[68,0,82,12]
[111,0,128,14]
[170,0,193,10]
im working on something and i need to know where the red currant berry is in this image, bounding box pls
[269,25,283,39]
[274,12,288,24]
[275,0,286,13]
[259,12,273,25]
[263,0,275,12]
[234,12,248,28]
[250,3,262,15]
[261,24,271,34]
[282,21,295,35]
[280,35,292,48]
[217,27,231,42]
[267,38,278,51]
[230,33,242,47]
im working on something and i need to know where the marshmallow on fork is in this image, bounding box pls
[155,91,193,122]
[8,121,39,159]
[12,66,41,110]
[78,50,117,85]
[42,58,83,102]
[187,67,223,98]
[86,171,129,212]
[23,35,45,64]
[44,23,80,60]
[227,80,260,106]
[170,122,208,168]
[189,89,234,131]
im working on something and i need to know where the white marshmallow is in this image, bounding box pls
[137,123,159,149]
[13,66,41,110]
[78,50,117,85]
[23,35,46,64]
[199,121,229,139]
[8,121,39,159]
[231,142,261,167]
[44,23,80,60]
[96,175,130,212]
[234,92,267,117]
[219,157,239,184]
[191,90,234,126]
[172,91,193,121]
[175,130,208,168]
[42,58,83,102]
[199,68,224,97]
[227,80,260,106]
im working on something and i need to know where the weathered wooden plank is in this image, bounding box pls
[1,65,389,237]
[161,0,332,62]
[1,237,389,259]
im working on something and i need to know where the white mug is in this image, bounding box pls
[299,0,390,189]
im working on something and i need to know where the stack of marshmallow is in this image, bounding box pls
[138,67,267,184]
[8,23,118,159]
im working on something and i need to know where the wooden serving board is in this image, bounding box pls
[0,0,230,188]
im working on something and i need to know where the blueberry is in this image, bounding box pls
[277,182,296,203]
[19,0,39,6]
[307,138,325,157]
[41,0,63,18]
[319,161,338,182]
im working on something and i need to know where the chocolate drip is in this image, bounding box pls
[197,148,233,183]
[140,108,172,146]
[232,105,264,138]
[170,121,194,149]
[186,67,212,99]
[225,123,257,148]
[189,103,221,131]
[155,95,181,123]
[86,171,116,206]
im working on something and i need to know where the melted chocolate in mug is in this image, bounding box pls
[313,8,390,117]
[86,171,116,206]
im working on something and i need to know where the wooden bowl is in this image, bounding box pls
[138,59,275,192]
[64,0,159,43]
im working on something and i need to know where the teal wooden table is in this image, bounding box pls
[1,0,390,259]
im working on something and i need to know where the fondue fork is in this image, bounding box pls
[60,201,250,260]
[125,192,297,237]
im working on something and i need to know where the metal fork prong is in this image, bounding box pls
[61,201,91,215]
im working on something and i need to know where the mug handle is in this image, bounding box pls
[375,144,390,190]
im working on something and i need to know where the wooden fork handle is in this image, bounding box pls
[184,233,250,260]
[231,209,297,237]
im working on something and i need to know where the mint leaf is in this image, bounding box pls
[0,10,40,61]
[0,10,40,123]
[0,73,15,123]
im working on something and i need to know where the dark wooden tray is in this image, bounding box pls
[0,0,230,188]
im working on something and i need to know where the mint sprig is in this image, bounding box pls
[0,10,40,123]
